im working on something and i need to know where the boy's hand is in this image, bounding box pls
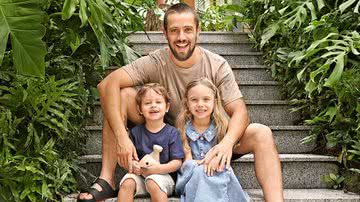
[141,164,160,177]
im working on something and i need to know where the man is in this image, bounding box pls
[78,3,283,202]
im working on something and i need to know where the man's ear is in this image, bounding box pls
[196,24,200,38]
[162,27,168,40]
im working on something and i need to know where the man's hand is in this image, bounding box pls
[132,160,142,175]
[200,138,234,175]
[116,136,139,173]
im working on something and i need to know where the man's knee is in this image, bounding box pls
[120,87,137,102]
[250,123,275,146]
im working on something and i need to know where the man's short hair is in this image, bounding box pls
[163,3,199,31]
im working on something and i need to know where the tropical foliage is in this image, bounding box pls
[244,0,360,191]
[199,4,245,31]
[0,0,147,201]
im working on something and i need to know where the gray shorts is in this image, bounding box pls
[119,173,175,196]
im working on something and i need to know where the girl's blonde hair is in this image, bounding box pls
[176,78,229,153]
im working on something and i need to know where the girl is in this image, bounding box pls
[176,78,249,202]
[118,83,185,202]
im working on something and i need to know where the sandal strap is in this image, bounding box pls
[77,178,116,202]
[95,178,115,193]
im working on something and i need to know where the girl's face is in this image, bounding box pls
[187,84,215,121]
[138,89,169,122]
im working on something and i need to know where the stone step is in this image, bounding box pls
[126,31,250,43]
[84,125,314,155]
[75,154,338,189]
[246,100,300,125]
[130,42,256,55]
[240,81,282,100]
[232,65,273,81]
[65,189,360,202]
[91,100,300,126]
[223,52,263,66]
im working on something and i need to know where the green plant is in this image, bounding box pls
[199,4,245,31]
[0,74,87,201]
[0,0,47,77]
[244,0,360,191]
[0,0,149,200]
[322,173,345,189]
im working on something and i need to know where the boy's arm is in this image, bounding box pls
[142,159,182,176]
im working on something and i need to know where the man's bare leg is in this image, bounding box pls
[233,123,284,202]
[78,87,143,200]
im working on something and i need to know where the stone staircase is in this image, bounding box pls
[65,32,360,201]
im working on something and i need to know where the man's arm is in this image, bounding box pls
[202,98,250,173]
[97,68,138,172]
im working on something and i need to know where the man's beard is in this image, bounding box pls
[168,38,197,61]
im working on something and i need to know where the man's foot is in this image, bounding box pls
[77,178,117,202]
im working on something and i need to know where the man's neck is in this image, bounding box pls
[145,120,166,133]
[170,47,201,68]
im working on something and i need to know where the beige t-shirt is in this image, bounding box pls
[123,47,243,121]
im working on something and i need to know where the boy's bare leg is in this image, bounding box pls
[146,179,168,202]
[78,87,143,200]
[118,179,136,202]
[233,123,284,202]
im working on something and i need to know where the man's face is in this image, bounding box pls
[164,12,199,61]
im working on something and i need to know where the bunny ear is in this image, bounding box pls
[153,145,163,152]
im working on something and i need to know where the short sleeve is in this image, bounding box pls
[122,55,159,86]
[169,129,185,160]
[216,61,243,106]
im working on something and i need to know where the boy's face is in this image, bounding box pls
[163,12,200,62]
[138,89,169,122]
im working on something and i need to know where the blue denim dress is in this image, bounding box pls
[176,121,250,202]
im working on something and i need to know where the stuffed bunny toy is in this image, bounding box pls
[139,145,163,175]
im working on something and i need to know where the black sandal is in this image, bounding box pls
[77,178,118,202]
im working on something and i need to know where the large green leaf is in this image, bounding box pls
[0,0,46,77]
[324,52,345,88]
[339,0,358,13]
[62,0,79,20]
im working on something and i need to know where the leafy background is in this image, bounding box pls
[0,0,151,201]
[242,0,360,192]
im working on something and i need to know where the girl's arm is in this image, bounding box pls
[184,148,193,161]
[141,159,182,176]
